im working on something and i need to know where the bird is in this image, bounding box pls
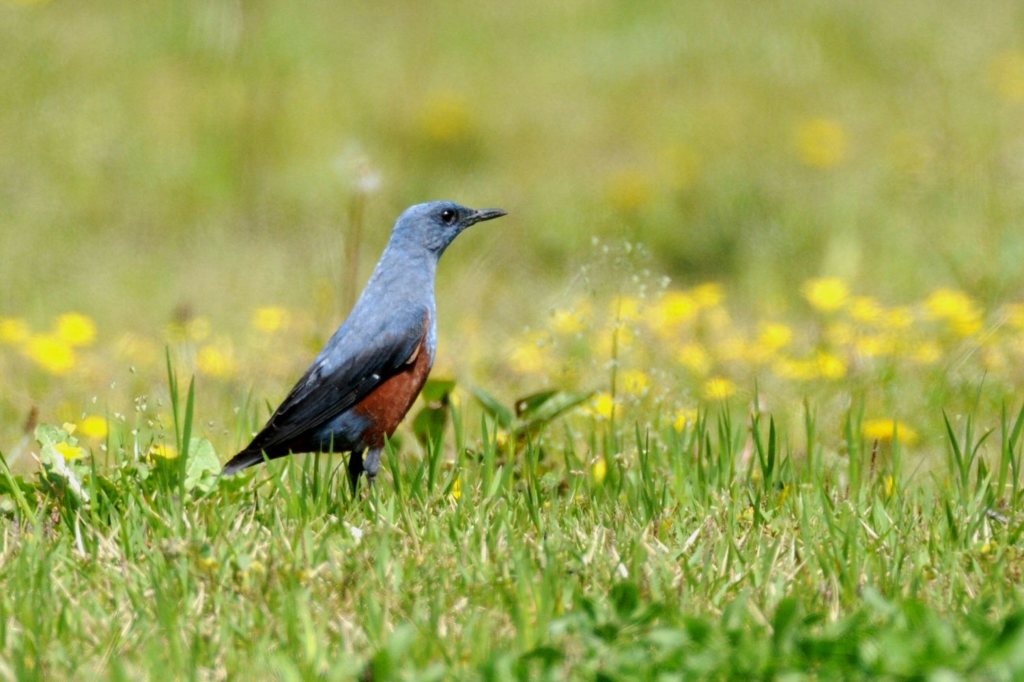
[222,200,506,489]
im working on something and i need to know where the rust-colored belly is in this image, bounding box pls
[353,336,432,448]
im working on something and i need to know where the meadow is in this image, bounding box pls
[3,0,1024,679]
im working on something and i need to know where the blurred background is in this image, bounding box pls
[2,0,1024,457]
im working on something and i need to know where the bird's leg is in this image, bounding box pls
[346,448,382,493]
[347,449,365,493]
[363,448,382,484]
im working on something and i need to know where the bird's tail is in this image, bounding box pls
[221,447,271,476]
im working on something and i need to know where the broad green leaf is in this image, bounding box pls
[34,423,90,502]
[472,387,513,428]
[413,404,448,446]
[421,378,456,404]
[184,437,220,493]
[514,390,559,418]
[516,390,594,432]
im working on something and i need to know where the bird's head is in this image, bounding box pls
[391,200,506,257]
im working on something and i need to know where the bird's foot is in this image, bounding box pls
[347,448,382,495]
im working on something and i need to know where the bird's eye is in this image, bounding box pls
[440,209,457,225]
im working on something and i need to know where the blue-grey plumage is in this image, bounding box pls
[223,201,506,487]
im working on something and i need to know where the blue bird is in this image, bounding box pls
[223,200,506,488]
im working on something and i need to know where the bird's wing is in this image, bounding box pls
[236,306,429,459]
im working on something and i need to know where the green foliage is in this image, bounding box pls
[2,390,1024,679]
[412,378,456,449]
[474,386,594,441]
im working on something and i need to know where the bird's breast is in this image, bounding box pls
[352,333,433,449]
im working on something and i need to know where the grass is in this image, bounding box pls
[2,369,1024,679]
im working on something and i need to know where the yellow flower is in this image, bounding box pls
[794,118,848,168]
[773,351,845,381]
[773,357,818,381]
[551,305,588,335]
[54,442,86,461]
[509,332,548,374]
[802,277,849,312]
[55,313,96,347]
[23,334,76,374]
[853,333,895,358]
[418,90,474,143]
[677,342,712,375]
[592,458,608,484]
[910,341,942,365]
[953,317,983,337]
[703,376,737,401]
[884,475,895,498]
[606,169,653,212]
[451,477,462,501]
[862,418,918,446]
[590,392,617,420]
[196,343,237,378]
[924,288,982,336]
[0,317,29,344]
[691,283,724,309]
[924,288,974,317]
[849,297,883,324]
[619,369,650,397]
[815,351,847,379]
[78,415,108,440]
[882,306,915,330]
[989,50,1024,102]
[649,291,697,335]
[150,443,179,460]
[757,322,793,351]
[610,296,643,322]
[252,306,290,334]
[672,408,697,432]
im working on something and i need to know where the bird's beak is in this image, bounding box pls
[469,208,507,225]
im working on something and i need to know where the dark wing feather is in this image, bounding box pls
[223,308,428,473]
